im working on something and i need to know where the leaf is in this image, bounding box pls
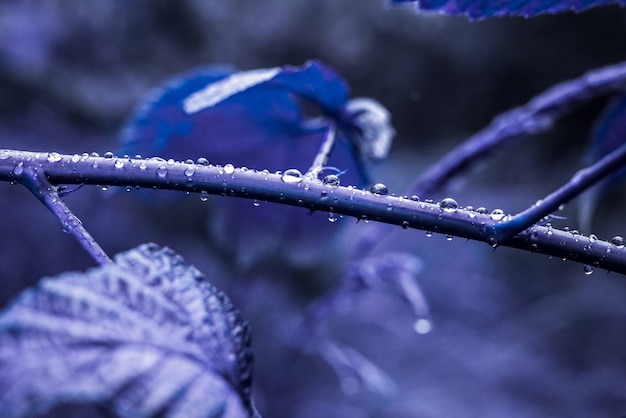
[391,0,626,19]
[119,60,393,185]
[118,60,395,268]
[578,92,626,231]
[0,244,259,418]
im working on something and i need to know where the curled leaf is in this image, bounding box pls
[0,244,259,418]
[392,0,626,20]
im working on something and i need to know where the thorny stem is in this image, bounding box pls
[306,122,337,180]
[1,149,626,273]
[493,142,626,242]
[13,161,112,266]
[410,60,626,198]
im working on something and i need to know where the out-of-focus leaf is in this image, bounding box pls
[120,60,389,185]
[119,60,394,269]
[0,243,259,418]
[392,0,626,20]
[578,92,626,231]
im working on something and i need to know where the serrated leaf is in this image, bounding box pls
[0,244,259,418]
[392,0,626,19]
[578,92,626,231]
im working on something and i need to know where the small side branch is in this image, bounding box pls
[493,142,626,242]
[11,159,112,266]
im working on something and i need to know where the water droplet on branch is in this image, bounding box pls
[47,152,62,163]
[224,163,235,174]
[370,183,388,196]
[490,209,505,221]
[281,168,303,184]
[439,198,458,212]
[583,265,594,275]
[322,174,340,187]
[611,235,624,248]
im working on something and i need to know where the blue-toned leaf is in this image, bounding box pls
[0,244,259,418]
[119,60,394,268]
[578,92,626,231]
[392,0,626,19]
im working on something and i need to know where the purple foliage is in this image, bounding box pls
[0,244,258,418]
[392,0,626,19]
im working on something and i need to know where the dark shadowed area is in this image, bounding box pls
[1,1,626,417]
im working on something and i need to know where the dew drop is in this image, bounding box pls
[103,152,114,159]
[446,234,453,241]
[413,318,433,334]
[439,197,458,212]
[125,186,132,192]
[589,234,598,243]
[156,165,168,178]
[611,235,624,248]
[184,166,195,178]
[71,154,80,163]
[224,163,235,174]
[320,190,328,199]
[425,231,432,238]
[12,162,24,175]
[253,199,261,207]
[281,168,303,184]
[328,212,338,223]
[530,243,538,252]
[101,186,109,191]
[370,183,388,196]
[401,221,409,229]
[200,191,209,202]
[410,195,420,202]
[139,162,147,170]
[114,159,124,169]
[0,150,10,160]
[47,152,62,163]
[476,207,488,214]
[490,209,505,221]
[167,158,175,165]
[194,157,208,166]
[322,174,340,187]
[583,265,593,275]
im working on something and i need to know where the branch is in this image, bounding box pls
[1,149,626,273]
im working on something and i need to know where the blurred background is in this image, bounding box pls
[1,0,626,417]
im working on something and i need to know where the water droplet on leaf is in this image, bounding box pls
[370,183,388,196]
[281,168,303,184]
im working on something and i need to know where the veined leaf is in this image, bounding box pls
[391,0,626,20]
[0,244,259,418]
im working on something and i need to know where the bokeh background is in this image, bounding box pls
[2,1,626,417]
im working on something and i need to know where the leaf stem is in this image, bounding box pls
[10,158,112,266]
[306,122,337,180]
